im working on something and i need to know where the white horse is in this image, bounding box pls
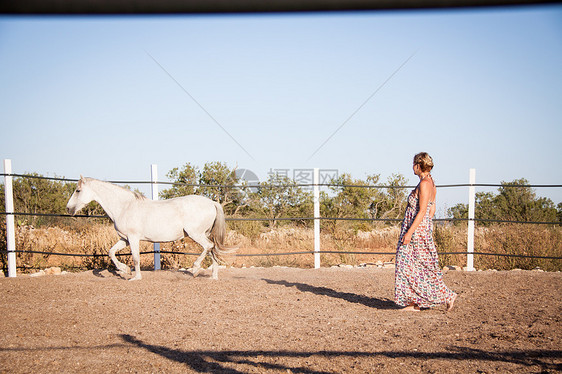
[66,176,235,280]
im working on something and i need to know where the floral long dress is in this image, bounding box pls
[394,188,456,308]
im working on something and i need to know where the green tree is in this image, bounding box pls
[198,162,241,212]
[0,174,78,227]
[160,162,242,215]
[370,173,409,222]
[321,173,408,231]
[448,178,559,224]
[494,179,557,223]
[160,163,199,200]
[324,173,382,222]
[248,174,312,228]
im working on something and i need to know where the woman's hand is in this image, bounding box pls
[403,231,413,246]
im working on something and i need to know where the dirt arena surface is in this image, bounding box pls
[0,267,560,373]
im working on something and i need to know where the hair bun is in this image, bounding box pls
[414,152,434,172]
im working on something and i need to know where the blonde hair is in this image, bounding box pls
[413,152,434,173]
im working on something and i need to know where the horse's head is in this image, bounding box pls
[66,176,95,216]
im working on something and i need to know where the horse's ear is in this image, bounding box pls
[78,175,85,187]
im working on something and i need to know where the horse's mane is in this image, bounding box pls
[132,191,147,200]
[86,178,147,200]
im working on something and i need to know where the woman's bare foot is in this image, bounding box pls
[446,293,458,312]
[399,304,420,312]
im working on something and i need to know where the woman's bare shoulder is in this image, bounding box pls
[419,178,434,189]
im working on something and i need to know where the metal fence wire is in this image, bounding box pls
[1,171,561,263]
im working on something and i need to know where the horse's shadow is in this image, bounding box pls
[93,268,124,279]
[119,334,562,373]
[119,334,334,374]
[92,267,208,280]
[262,278,398,310]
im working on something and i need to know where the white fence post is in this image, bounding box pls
[313,168,321,269]
[151,164,161,271]
[466,168,476,271]
[3,159,17,277]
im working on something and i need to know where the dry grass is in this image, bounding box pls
[226,226,398,268]
[473,224,562,272]
[433,223,562,272]
[2,221,561,273]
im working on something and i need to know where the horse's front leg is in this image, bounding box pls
[109,239,130,275]
[128,237,142,281]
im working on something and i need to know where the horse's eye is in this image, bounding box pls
[76,189,81,193]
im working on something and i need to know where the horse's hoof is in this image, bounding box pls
[117,266,131,275]
[128,275,142,281]
[191,267,202,277]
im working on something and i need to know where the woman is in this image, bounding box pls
[395,152,457,312]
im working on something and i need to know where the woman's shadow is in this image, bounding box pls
[262,279,398,310]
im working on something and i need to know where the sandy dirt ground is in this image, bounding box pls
[0,267,560,373]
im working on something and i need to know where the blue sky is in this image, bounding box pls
[1,6,561,215]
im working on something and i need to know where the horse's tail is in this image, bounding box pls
[209,202,238,263]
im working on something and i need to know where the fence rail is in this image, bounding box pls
[2,249,560,260]
[1,210,559,226]
[2,172,562,189]
[2,161,561,276]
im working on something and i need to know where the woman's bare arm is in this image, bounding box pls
[402,178,432,245]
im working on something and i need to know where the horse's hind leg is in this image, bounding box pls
[210,256,219,280]
[109,239,130,275]
[191,249,209,277]
[188,232,215,278]
[128,237,142,281]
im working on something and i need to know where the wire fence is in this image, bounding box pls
[2,172,562,189]
[2,172,561,264]
[5,249,561,260]
[0,210,560,226]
